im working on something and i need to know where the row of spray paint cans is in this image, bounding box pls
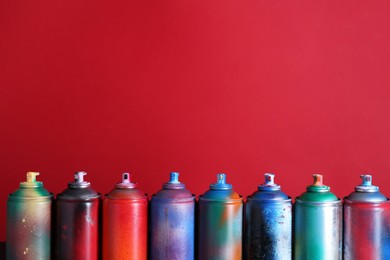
[7,171,390,260]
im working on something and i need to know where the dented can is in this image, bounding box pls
[55,171,101,260]
[102,173,148,260]
[344,175,390,260]
[244,173,292,260]
[149,172,195,260]
[7,172,53,260]
[294,174,342,260]
[198,173,243,260]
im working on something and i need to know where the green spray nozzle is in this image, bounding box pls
[169,172,180,183]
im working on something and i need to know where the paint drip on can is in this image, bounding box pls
[245,173,292,260]
[198,173,243,260]
[344,174,390,260]
[149,172,195,260]
[7,172,53,260]
[294,174,342,260]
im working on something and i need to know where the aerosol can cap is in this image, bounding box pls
[306,174,330,192]
[258,173,281,191]
[210,173,232,190]
[355,175,379,192]
[116,173,137,189]
[69,171,91,188]
[163,172,186,189]
[20,172,43,188]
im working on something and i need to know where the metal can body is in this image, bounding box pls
[55,172,100,260]
[149,172,195,260]
[245,173,292,260]
[343,175,390,260]
[198,173,243,260]
[102,173,148,260]
[294,199,342,259]
[6,172,52,260]
[293,174,342,260]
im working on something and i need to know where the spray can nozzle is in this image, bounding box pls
[26,172,39,183]
[75,171,87,183]
[360,175,372,186]
[20,172,43,188]
[355,174,379,192]
[169,172,180,184]
[210,173,232,190]
[69,171,90,188]
[258,173,281,191]
[313,174,323,186]
[115,172,137,188]
[122,173,131,183]
[306,174,330,192]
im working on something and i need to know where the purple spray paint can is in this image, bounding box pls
[149,172,195,260]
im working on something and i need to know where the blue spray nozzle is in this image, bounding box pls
[258,173,280,191]
[210,173,232,190]
[360,175,372,186]
[169,172,180,183]
[355,174,379,192]
[162,172,185,189]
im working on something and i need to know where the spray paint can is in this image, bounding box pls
[198,173,243,260]
[102,173,148,260]
[55,171,100,260]
[6,172,53,260]
[149,172,195,260]
[294,174,342,260]
[244,173,292,260]
[344,175,390,260]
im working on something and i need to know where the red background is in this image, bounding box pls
[1,0,390,242]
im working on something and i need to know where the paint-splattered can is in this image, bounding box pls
[149,172,195,260]
[102,173,148,260]
[294,174,342,260]
[198,173,243,260]
[244,173,292,260]
[6,172,53,260]
[55,171,101,260]
[344,174,390,260]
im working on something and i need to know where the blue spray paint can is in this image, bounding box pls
[149,172,195,260]
[197,173,243,260]
[244,173,292,260]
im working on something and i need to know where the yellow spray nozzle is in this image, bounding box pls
[26,172,40,183]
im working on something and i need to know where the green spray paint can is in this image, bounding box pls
[294,174,342,260]
[6,172,53,260]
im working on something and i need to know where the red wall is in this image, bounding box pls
[1,0,390,242]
